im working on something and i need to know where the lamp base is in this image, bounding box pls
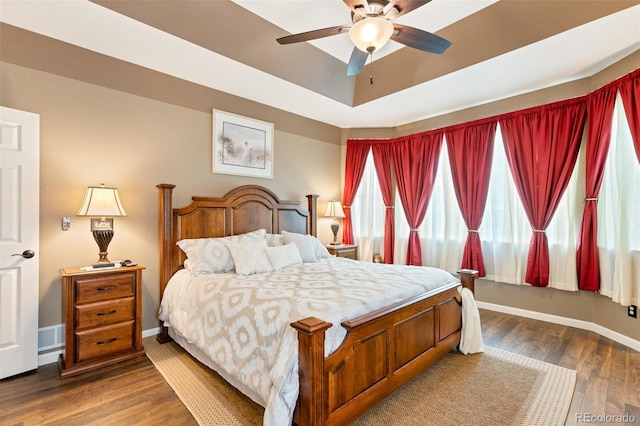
[92,229,114,263]
[330,221,340,245]
[96,251,111,263]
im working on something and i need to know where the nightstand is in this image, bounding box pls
[326,244,358,260]
[59,265,145,378]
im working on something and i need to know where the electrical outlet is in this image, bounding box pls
[629,305,638,319]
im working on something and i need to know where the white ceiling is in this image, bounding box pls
[1,1,639,128]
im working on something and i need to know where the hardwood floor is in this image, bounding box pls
[1,310,638,425]
[481,310,640,426]
[0,355,196,425]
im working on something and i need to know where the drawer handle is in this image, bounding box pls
[96,310,117,317]
[97,338,117,345]
[96,286,117,291]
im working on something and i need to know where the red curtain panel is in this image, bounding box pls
[445,119,497,277]
[343,141,372,244]
[391,132,444,266]
[618,68,640,163]
[576,85,617,291]
[371,141,395,264]
[500,99,586,286]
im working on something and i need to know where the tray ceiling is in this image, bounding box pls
[1,0,638,128]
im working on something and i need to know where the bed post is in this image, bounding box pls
[457,269,478,294]
[306,194,319,237]
[157,183,176,344]
[291,316,332,426]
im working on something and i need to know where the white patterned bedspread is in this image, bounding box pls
[159,257,461,426]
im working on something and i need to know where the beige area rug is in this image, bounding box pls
[143,337,576,426]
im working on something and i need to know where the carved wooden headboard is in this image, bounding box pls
[157,184,318,297]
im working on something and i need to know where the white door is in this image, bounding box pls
[0,106,40,379]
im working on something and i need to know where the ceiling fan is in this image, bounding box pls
[276,0,451,76]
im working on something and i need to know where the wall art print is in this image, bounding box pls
[212,110,274,179]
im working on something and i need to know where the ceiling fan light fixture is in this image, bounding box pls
[349,17,394,53]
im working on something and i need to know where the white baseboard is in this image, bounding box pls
[37,326,162,367]
[477,301,640,352]
[38,350,63,367]
[143,327,160,338]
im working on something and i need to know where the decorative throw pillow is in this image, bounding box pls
[226,228,266,243]
[309,235,331,259]
[265,241,303,271]
[266,233,285,247]
[178,238,234,274]
[177,229,266,275]
[282,230,318,263]
[226,239,273,276]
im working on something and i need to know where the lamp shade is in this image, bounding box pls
[324,200,346,219]
[77,185,127,217]
[348,17,394,53]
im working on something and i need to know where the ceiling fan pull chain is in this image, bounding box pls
[369,52,374,85]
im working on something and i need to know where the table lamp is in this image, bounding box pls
[77,184,126,264]
[324,200,346,245]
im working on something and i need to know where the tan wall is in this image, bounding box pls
[1,62,342,331]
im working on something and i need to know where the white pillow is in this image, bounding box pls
[226,239,273,276]
[266,233,285,247]
[309,235,331,259]
[266,242,303,271]
[282,230,318,263]
[177,229,266,275]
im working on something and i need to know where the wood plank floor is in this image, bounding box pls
[481,310,640,426]
[1,310,638,425]
[0,355,196,425]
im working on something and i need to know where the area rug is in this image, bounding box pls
[143,337,576,426]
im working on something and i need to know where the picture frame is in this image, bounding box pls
[212,109,274,179]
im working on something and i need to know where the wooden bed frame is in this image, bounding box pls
[157,184,476,426]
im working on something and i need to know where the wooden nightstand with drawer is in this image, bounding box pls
[326,244,358,260]
[59,265,145,378]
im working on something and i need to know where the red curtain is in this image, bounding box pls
[445,119,497,277]
[391,132,443,266]
[343,141,372,244]
[576,85,617,291]
[371,141,395,263]
[618,68,640,162]
[499,99,586,286]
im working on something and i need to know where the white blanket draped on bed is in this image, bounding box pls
[159,257,482,426]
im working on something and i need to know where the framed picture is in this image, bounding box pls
[212,110,274,179]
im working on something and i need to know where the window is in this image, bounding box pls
[597,93,640,306]
[351,150,385,261]
[351,79,639,306]
[391,129,580,290]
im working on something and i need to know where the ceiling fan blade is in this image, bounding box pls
[391,24,451,54]
[384,0,431,18]
[347,47,369,76]
[277,25,351,45]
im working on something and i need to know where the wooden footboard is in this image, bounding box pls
[292,270,477,426]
